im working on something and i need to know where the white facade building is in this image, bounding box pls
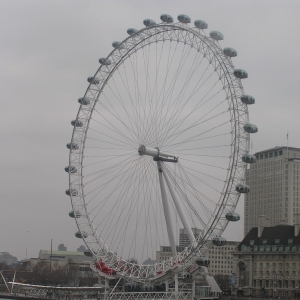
[245,146,300,235]
[207,241,239,276]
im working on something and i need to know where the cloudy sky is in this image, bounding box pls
[1,0,300,261]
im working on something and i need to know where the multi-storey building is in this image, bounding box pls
[156,238,238,278]
[179,228,202,247]
[245,146,300,235]
[207,241,239,276]
[156,246,185,263]
[232,217,300,297]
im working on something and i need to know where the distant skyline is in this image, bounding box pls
[1,0,300,260]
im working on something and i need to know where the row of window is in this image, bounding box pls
[255,150,283,160]
[254,271,298,277]
[253,279,298,288]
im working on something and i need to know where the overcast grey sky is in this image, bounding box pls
[1,0,300,261]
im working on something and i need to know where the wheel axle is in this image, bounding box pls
[138,145,178,163]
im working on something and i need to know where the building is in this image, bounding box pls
[207,241,239,276]
[232,217,300,297]
[0,252,17,266]
[77,245,86,252]
[179,228,202,247]
[156,246,186,263]
[245,146,300,235]
[38,250,92,264]
[156,239,238,278]
[142,258,155,265]
[58,243,67,251]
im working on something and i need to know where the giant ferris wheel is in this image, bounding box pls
[65,14,257,283]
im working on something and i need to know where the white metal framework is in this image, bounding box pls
[67,15,253,282]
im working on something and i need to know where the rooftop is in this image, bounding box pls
[255,146,300,155]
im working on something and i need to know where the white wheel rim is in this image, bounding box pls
[68,22,250,280]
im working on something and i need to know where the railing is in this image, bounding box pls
[104,291,193,300]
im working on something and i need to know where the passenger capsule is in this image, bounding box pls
[210,31,224,41]
[196,256,210,267]
[99,58,112,65]
[194,20,208,29]
[212,236,227,246]
[69,211,81,218]
[84,250,93,257]
[243,123,258,133]
[87,77,100,84]
[177,14,191,24]
[75,231,88,239]
[242,153,257,164]
[241,95,255,105]
[233,69,248,79]
[226,212,240,222]
[127,28,138,35]
[160,14,173,23]
[65,166,77,173]
[236,183,250,194]
[112,41,125,49]
[65,189,78,196]
[66,143,79,150]
[78,97,90,105]
[71,120,83,127]
[223,47,237,57]
[143,19,156,27]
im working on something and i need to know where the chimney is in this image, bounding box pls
[294,213,300,236]
[258,215,265,237]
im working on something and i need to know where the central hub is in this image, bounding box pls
[138,145,178,163]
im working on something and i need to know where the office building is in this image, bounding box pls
[245,146,300,235]
[156,246,186,263]
[206,241,239,276]
[179,228,202,247]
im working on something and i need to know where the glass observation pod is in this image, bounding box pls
[78,97,90,105]
[69,211,81,218]
[71,120,83,127]
[242,153,257,164]
[65,189,78,196]
[236,183,250,194]
[75,231,88,239]
[223,47,237,57]
[84,250,93,257]
[127,28,138,35]
[226,212,240,222]
[177,14,191,24]
[143,19,156,27]
[234,69,248,79]
[241,95,255,105]
[212,236,227,246]
[194,20,208,29]
[196,256,210,267]
[66,143,79,150]
[112,41,125,50]
[99,58,112,65]
[160,14,173,23]
[244,123,258,133]
[65,166,77,173]
[210,31,224,41]
[87,77,100,84]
